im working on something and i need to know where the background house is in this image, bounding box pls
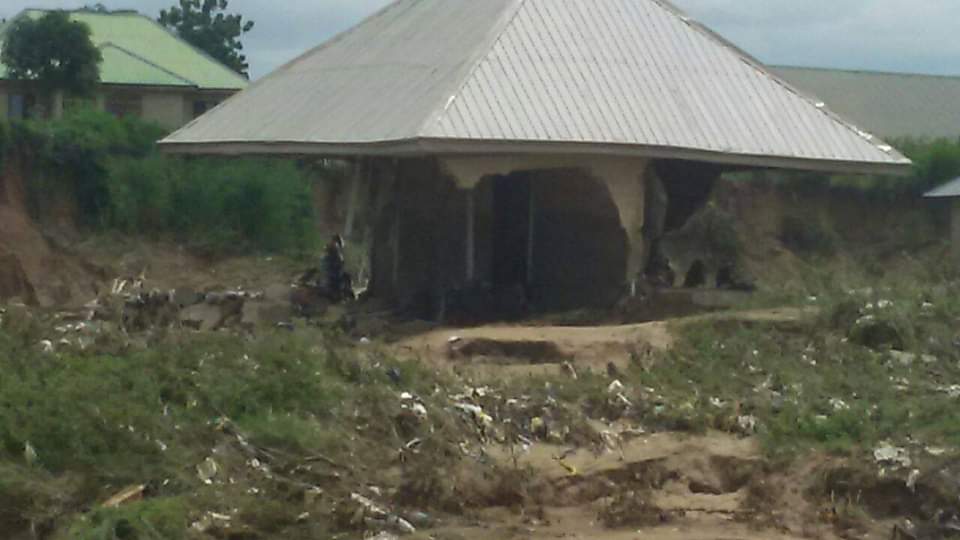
[0,9,247,129]
[773,66,960,141]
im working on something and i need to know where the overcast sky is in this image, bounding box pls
[2,0,958,80]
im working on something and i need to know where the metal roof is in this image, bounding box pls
[0,9,247,90]
[161,0,910,175]
[773,66,960,141]
[925,177,960,198]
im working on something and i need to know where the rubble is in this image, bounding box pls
[874,444,912,469]
[197,457,220,484]
[347,492,416,535]
[102,484,146,508]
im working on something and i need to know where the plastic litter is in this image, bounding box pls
[197,457,219,484]
[874,444,912,469]
[906,469,921,492]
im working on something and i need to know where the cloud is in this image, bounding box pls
[673,0,960,75]
[2,0,958,78]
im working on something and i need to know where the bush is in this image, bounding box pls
[104,156,318,254]
[780,215,837,255]
[2,109,321,255]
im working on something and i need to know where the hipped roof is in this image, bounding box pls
[0,9,248,91]
[773,66,960,141]
[160,0,910,175]
[925,177,960,198]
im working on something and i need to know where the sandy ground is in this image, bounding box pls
[393,307,814,379]
[428,431,847,540]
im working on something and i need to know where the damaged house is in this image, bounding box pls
[160,0,910,317]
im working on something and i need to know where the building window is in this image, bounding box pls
[8,94,25,120]
[106,94,142,119]
[7,93,41,120]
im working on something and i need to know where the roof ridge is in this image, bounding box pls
[100,41,198,86]
[415,0,528,137]
[649,0,905,161]
[773,64,960,80]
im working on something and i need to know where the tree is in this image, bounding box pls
[1,11,103,98]
[159,0,254,78]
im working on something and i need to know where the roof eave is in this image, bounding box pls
[158,138,913,177]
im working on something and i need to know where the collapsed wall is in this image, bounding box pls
[362,156,652,319]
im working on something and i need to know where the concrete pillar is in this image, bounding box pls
[392,194,401,289]
[344,160,367,240]
[527,186,536,286]
[594,161,648,295]
[465,188,476,282]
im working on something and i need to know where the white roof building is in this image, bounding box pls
[161,0,909,175]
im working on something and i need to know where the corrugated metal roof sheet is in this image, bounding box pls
[0,9,247,90]
[161,0,910,175]
[925,177,960,198]
[773,66,960,141]
[98,44,196,87]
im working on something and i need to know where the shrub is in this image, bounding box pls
[104,156,318,254]
[780,215,837,255]
[2,109,321,255]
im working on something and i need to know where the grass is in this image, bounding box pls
[620,259,960,458]
[0,311,455,539]
[3,110,326,257]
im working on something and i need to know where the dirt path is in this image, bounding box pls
[392,307,814,379]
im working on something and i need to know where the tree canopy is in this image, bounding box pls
[159,0,254,78]
[1,11,103,97]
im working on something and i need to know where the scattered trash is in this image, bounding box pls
[906,469,921,492]
[829,398,850,411]
[197,457,219,484]
[349,492,416,534]
[304,486,324,505]
[386,367,403,384]
[874,444,912,469]
[404,511,431,527]
[736,415,758,434]
[102,485,146,508]
[190,512,233,533]
[607,380,625,394]
[24,441,37,466]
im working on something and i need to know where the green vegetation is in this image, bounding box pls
[159,0,255,77]
[0,311,441,538]
[785,137,960,199]
[1,109,319,255]
[1,11,103,98]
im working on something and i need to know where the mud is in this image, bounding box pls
[423,433,849,540]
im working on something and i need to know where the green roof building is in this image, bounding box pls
[0,9,247,129]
